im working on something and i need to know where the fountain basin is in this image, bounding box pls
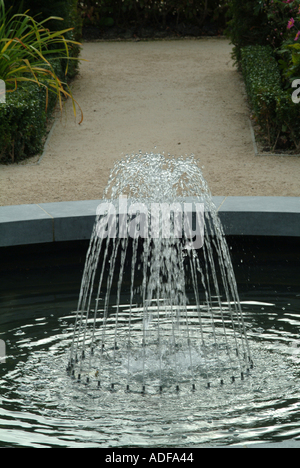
[1,196,300,247]
[1,197,300,448]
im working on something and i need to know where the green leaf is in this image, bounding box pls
[99,17,114,27]
[289,43,300,50]
[0,0,83,122]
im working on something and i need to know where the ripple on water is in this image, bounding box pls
[0,294,300,447]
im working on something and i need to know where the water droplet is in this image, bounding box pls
[69,152,253,393]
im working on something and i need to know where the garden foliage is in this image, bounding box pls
[241,45,300,151]
[0,80,57,163]
[78,0,228,31]
[3,0,82,78]
[0,1,82,163]
[226,0,300,152]
[225,0,270,63]
[3,0,300,161]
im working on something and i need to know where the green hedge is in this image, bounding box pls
[241,45,300,151]
[225,0,270,63]
[4,0,82,79]
[4,0,82,39]
[79,0,228,31]
[0,56,64,163]
[0,76,59,163]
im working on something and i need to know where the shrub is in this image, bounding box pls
[0,0,83,162]
[262,0,300,49]
[225,0,270,63]
[274,1,300,86]
[0,80,55,163]
[4,0,82,40]
[78,0,228,32]
[227,0,300,77]
[4,0,82,79]
[241,45,300,151]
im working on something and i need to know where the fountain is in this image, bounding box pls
[67,152,253,393]
[1,153,300,446]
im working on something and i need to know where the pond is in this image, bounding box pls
[0,237,299,448]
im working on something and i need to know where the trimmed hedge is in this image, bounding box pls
[0,75,59,163]
[241,45,300,152]
[79,0,228,32]
[4,0,82,79]
[225,0,270,63]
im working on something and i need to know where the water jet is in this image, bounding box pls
[68,152,252,394]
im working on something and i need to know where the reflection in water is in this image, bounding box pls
[1,284,300,447]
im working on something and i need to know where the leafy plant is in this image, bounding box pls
[5,0,83,42]
[0,82,50,162]
[262,0,299,48]
[0,0,83,121]
[241,45,300,152]
[79,0,114,27]
[273,1,300,84]
[225,0,270,63]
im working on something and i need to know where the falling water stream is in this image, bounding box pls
[68,153,252,393]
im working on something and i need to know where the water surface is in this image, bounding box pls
[1,275,300,448]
